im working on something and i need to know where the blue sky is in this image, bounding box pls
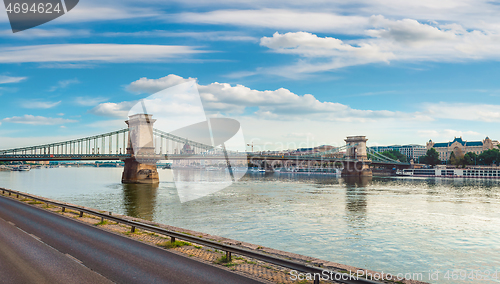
[1,0,500,150]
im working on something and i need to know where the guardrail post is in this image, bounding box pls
[79,211,83,217]
[314,276,319,284]
[16,194,19,198]
[171,237,175,243]
[62,207,65,212]
[9,192,11,196]
[131,226,136,233]
[101,217,104,223]
[226,251,232,262]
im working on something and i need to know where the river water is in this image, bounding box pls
[1,167,499,283]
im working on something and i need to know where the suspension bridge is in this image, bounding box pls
[0,114,409,182]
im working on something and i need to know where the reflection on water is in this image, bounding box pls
[344,177,370,226]
[343,176,372,188]
[172,169,233,203]
[122,183,158,221]
[1,168,500,283]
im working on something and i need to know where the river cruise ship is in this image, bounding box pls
[397,167,500,178]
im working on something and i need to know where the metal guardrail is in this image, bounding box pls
[0,187,382,284]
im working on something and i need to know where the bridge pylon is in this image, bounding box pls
[342,136,372,177]
[122,114,160,184]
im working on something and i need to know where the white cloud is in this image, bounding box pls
[2,115,77,125]
[0,29,90,38]
[127,74,195,94]
[260,31,394,73]
[75,96,109,106]
[0,44,207,63]
[125,75,500,125]
[85,119,127,129]
[49,79,79,92]
[257,18,500,76]
[55,4,159,23]
[89,101,137,118]
[223,71,258,79]
[173,9,370,34]
[165,1,500,33]
[417,130,439,137]
[367,16,456,46]
[442,129,481,137]
[283,132,315,139]
[423,102,500,122]
[126,74,424,122]
[3,0,500,37]
[102,30,257,42]
[418,129,482,140]
[21,100,61,109]
[37,63,95,69]
[0,75,27,84]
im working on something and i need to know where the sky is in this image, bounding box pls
[1,0,500,151]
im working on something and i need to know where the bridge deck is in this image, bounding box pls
[0,153,410,167]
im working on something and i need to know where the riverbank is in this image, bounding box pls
[0,187,427,284]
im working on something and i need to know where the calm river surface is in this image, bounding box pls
[1,167,499,283]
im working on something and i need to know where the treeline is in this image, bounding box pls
[419,147,500,167]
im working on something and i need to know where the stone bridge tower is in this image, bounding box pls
[122,114,159,184]
[343,136,372,177]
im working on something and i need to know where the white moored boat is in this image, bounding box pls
[19,165,31,171]
[248,168,265,173]
[398,167,500,178]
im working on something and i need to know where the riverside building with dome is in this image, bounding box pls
[426,137,499,162]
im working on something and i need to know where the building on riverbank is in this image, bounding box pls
[427,136,499,162]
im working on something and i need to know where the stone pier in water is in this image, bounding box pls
[122,114,159,184]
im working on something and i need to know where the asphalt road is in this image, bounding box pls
[0,195,263,284]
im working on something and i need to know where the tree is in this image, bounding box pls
[379,150,407,162]
[421,148,440,166]
[418,155,426,164]
[463,152,478,166]
[379,150,397,161]
[449,152,455,165]
[393,150,408,163]
[449,152,461,166]
[449,148,466,167]
[478,148,500,165]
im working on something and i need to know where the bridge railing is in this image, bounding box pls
[0,187,381,284]
[0,154,132,161]
[0,127,215,156]
[0,128,130,155]
[152,128,213,151]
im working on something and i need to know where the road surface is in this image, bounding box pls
[0,195,264,284]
